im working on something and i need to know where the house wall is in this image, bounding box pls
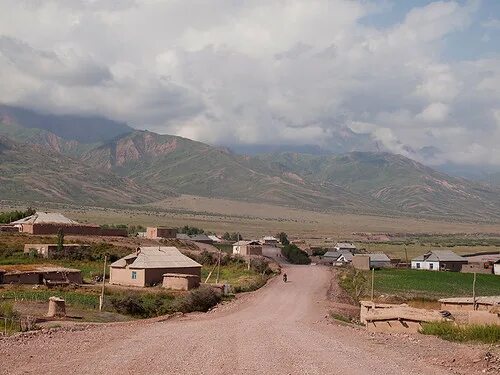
[440,301,496,312]
[461,263,494,274]
[411,260,440,271]
[3,272,42,284]
[495,264,500,275]
[352,256,370,270]
[163,274,200,291]
[366,320,424,333]
[144,267,201,286]
[234,245,262,256]
[21,223,127,237]
[109,267,146,287]
[371,261,391,269]
[441,261,468,272]
[43,271,83,284]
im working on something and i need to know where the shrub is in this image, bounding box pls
[338,268,368,303]
[420,322,500,344]
[250,258,273,275]
[281,244,311,265]
[175,286,222,313]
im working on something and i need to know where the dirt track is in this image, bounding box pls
[0,265,496,375]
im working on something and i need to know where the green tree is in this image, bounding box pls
[57,228,64,252]
[276,232,289,245]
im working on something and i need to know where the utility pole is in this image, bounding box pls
[216,247,221,284]
[371,267,375,301]
[99,255,107,311]
[472,272,477,311]
[404,246,409,268]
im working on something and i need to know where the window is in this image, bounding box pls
[131,271,137,280]
[429,263,434,270]
[416,263,420,269]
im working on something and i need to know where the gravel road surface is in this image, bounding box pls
[0,265,494,374]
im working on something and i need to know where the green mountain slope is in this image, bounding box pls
[0,136,167,206]
[82,131,385,212]
[257,152,500,221]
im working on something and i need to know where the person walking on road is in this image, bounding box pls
[283,273,287,283]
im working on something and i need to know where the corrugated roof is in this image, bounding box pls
[412,250,466,262]
[110,247,201,269]
[369,253,391,262]
[10,212,79,225]
[190,234,212,242]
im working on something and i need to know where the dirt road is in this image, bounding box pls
[0,265,493,374]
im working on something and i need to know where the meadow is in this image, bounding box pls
[371,269,499,299]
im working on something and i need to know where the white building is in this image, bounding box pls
[411,250,467,272]
[494,260,500,276]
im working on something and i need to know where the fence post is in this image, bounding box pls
[472,272,477,311]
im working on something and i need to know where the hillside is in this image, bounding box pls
[0,136,166,206]
[82,130,385,212]
[257,152,500,221]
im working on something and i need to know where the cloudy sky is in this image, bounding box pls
[0,0,499,167]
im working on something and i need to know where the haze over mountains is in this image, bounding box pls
[1,104,500,222]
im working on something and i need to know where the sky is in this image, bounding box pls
[0,0,499,167]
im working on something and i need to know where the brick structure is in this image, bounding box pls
[146,227,177,239]
[20,223,127,237]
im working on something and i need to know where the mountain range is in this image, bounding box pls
[1,104,500,222]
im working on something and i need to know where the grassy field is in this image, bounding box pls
[3,195,500,239]
[421,322,500,344]
[371,269,500,299]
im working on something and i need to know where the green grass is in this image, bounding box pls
[1,289,100,309]
[201,263,270,292]
[371,269,500,299]
[421,322,500,344]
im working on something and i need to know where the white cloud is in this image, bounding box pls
[0,0,498,166]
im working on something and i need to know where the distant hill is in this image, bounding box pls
[0,104,132,145]
[82,130,382,212]
[0,136,166,206]
[256,152,500,221]
[2,105,500,222]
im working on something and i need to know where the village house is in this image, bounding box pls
[208,235,223,243]
[0,266,82,285]
[145,227,177,239]
[232,240,263,256]
[411,250,468,272]
[189,234,214,244]
[461,252,500,274]
[323,249,351,261]
[261,236,279,247]
[8,211,127,237]
[495,260,500,276]
[352,253,391,270]
[23,243,90,259]
[337,252,354,263]
[109,247,202,287]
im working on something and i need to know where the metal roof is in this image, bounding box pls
[110,247,202,269]
[412,250,466,262]
[338,252,354,261]
[10,212,79,225]
[189,234,212,242]
[368,253,391,262]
